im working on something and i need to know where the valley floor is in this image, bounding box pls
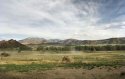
[0,51,125,79]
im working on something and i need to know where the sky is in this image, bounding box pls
[0,0,125,40]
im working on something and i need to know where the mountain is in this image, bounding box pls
[59,39,83,45]
[47,39,61,43]
[0,39,31,49]
[96,37,125,44]
[82,37,125,45]
[19,37,125,45]
[19,37,47,44]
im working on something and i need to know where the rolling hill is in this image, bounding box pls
[0,39,31,50]
[19,37,47,45]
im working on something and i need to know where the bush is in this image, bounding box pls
[1,52,10,57]
[120,71,125,76]
[62,56,71,63]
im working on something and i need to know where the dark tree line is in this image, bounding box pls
[37,45,125,51]
[37,46,71,51]
[75,45,125,51]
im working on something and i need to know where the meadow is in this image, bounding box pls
[0,50,125,79]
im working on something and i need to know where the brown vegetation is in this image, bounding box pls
[1,52,10,57]
[0,67,125,79]
[62,56,71,63]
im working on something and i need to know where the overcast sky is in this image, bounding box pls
[0,0,125,40]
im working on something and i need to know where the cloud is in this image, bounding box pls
[0,0,125,40]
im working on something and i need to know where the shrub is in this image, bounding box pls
[1,52,10,57]
[120,71,125,76]
[62,56,71,63]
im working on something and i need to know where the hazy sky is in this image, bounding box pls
[0,0,125,40]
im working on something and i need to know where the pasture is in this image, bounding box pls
[0,51,125,79]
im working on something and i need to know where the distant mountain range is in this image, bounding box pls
[19,37,125,45]
[0,37,124,50]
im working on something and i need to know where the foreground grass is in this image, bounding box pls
[0,51,125,72]
[0,63,56,72]
[0,60,124,72]
[0,51,125,79]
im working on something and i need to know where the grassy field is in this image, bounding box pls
[0,51,125,79]
[0,51,125,64]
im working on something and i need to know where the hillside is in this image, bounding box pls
[19,37,125,45]
[19,37,47,44]
[81,37,125,45]
[0,39,31,50]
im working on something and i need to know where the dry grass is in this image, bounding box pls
[0,51,125,65]
[0,51,125,79]
[0,66,125,79]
